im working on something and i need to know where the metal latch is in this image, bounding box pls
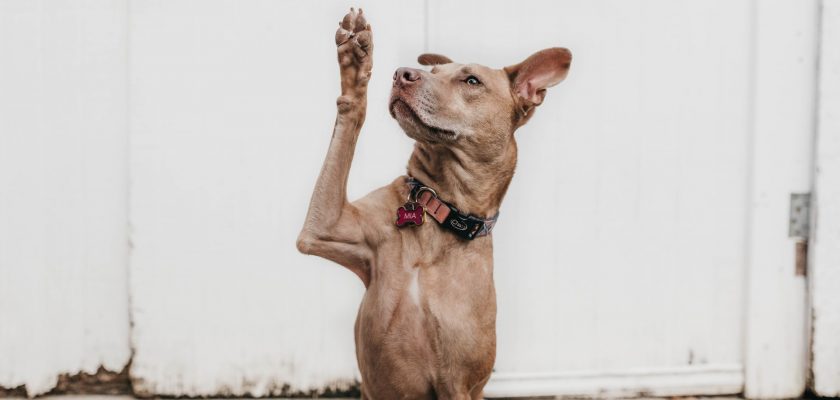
[789,193,811,276]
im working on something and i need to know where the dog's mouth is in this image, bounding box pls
[389,99,456,138]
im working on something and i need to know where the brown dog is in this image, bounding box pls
[297,8,571,400]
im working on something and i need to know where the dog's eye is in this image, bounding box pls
[464,76,481,85]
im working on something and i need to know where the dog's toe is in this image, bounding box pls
[335,25,353,46]
[353,9,367,33]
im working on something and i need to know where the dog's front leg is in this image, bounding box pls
[297,8,373,286]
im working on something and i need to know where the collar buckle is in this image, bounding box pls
[406,177,499,240]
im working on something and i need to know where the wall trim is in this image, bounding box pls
[484,364,744,398]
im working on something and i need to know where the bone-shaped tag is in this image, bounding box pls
[396,202,425,227]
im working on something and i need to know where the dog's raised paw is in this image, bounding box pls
[335,8,372,86]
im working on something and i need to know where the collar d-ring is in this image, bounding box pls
[412,186,438,203]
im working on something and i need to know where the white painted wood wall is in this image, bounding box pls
[1,0,838,398]
[744,0,818,397]
[127,1,422,395]
[0,0,131,396]
[811,0,840,396]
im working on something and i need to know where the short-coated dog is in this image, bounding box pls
[297,8,571,399]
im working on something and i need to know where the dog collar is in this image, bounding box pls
[406,177,499,240]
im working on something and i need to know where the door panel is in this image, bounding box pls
[427,0,751,395]
[743,1,816,398]
[128,1,424,396]
[126,0,816,397]
[0,1,131,396]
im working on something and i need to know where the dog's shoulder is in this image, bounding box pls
[352,176,407,209]
[350,176,409,236]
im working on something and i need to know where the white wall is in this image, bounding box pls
[431,0,750,375]
[0,0,833,398]
[0,0,131,396]
[128,0,758,397]
[128,1,422,396]
[743,1,819,398]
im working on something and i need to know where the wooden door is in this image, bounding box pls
[126,0,817,397]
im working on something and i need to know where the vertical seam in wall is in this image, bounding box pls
[741,0,758,392]
[124,0,137,384]
[423,0,429,52]
[805,0,825,391]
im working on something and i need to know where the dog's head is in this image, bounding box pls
[389,48,571,160]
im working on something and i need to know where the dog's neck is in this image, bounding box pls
[406,141,517,218]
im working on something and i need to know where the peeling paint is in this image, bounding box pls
[1,367,360,399]
[130,377,360,399]
[129,371,362,398]
[0,386,25,398]
[0,366,131,398]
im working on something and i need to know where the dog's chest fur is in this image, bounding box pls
[351,178,497,397]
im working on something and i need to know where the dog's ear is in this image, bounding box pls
[418,53,453,66]
[505,48,571,122]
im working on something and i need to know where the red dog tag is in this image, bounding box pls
[396,202,425,227]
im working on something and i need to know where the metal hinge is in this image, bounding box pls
[789,193,811,276]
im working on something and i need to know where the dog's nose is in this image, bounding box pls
[393,67,421,86]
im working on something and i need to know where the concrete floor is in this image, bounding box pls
[3,397,749,400]
[3,397,362,400]
[4,397,361,400]
[5,396,356,400]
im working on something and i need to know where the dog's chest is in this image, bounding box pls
[359,238,497,358]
